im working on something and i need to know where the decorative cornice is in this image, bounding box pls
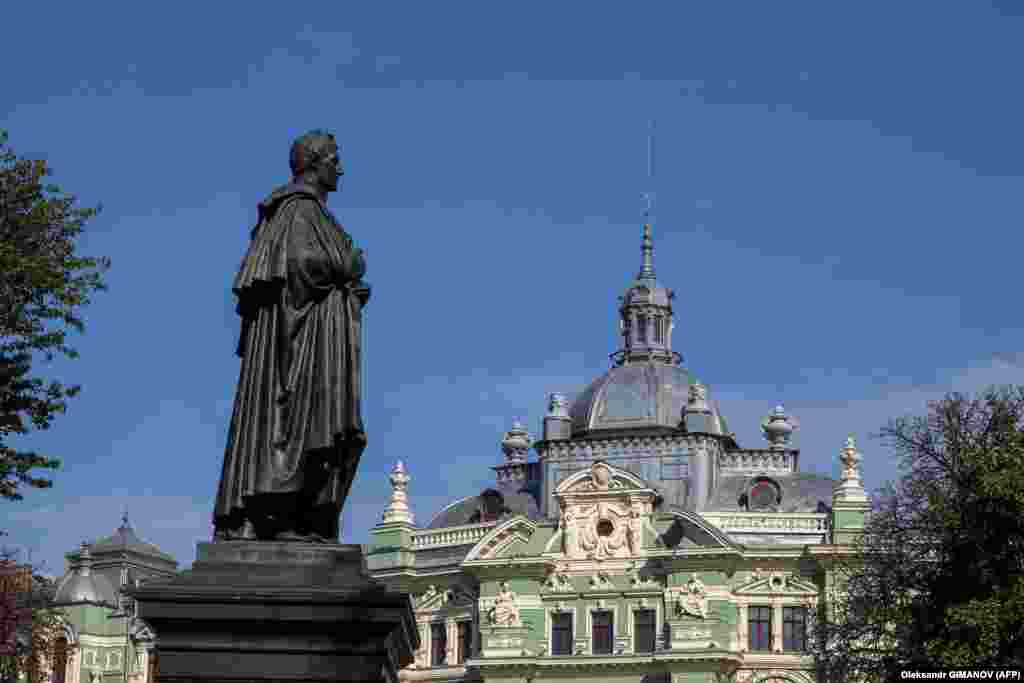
[539,434,693,461]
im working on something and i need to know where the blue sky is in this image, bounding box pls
[3,2,1024,575]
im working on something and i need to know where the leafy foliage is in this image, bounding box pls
[0,130,109,503]
[813,387,1024,680]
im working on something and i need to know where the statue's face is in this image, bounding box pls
[316,144,344,193]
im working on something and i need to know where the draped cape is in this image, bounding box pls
[214,183,367,524]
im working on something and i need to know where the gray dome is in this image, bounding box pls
[52,572,118,606]
[570,363,694,435]
[53,545,118,607]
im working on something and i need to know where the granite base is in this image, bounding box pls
[129,542,418,683]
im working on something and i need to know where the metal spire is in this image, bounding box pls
[639,119,656,280]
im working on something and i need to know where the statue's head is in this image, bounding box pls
[290,130,343,194]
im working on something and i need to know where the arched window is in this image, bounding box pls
[653,316,663,344]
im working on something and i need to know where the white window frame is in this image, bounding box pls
[587,603,616,656]
[543,603,577,656]
[628,599,662,654]
[737,598,817,654]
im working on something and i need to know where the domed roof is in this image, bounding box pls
[569,364,730,437]
[52,545,118,607]
[570,362,691,435]
[427,490,542,529]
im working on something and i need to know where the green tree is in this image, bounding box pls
[0,130,109,504]
[813,386,1024,681]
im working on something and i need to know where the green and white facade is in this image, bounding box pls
[41,518,177,683]
[366,225,871,683]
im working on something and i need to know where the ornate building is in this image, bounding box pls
[366,224,872,683]
[27,517,177,683]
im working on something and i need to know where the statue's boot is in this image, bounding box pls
[214,518,257,541]
[231,519,257,540]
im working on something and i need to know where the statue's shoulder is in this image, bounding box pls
[258,183,326,224]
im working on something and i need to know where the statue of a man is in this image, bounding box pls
[213,130,369,543]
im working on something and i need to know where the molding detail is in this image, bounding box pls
[701,513,828,535]
[542,566,573,592]
[540,434,693,461]
[718,449,797,475]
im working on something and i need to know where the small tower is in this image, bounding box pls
[614,224,679,367]
[382,460,414,525]
[542,393,571,441]
[369,462,417,574]
[831,435,872,544]
[612,121,680,368]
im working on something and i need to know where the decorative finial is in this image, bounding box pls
[834,434,868,502]
[840,435,861,483]
[761,405,795,449]
[501,420,531,463]
[382,460,414,524]
[120,509,130,530]
[639,119,656,280]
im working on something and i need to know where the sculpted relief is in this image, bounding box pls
[677,572,709,619]
[555,461,656,560]
[488,581,522,627]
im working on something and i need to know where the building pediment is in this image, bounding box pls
[553,459,651,496]
[732,569,818,597]
[413,583,477,611]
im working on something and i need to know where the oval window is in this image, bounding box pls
[750,481,778,509]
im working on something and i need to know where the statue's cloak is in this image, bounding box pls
[214,183,368,524]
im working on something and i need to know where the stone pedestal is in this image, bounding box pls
[480,625,532,658]
[129,542,418,683]
[665,618,717,651]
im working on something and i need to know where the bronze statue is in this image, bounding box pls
[213,130,369,543]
